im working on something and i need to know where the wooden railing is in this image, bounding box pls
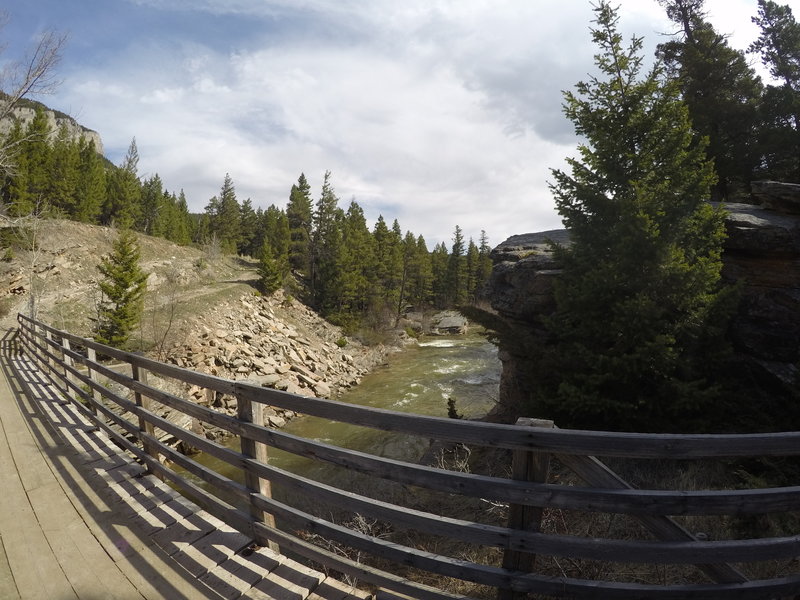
[14,312,800,599]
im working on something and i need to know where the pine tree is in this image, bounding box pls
[286,173,313,274]
[446,225,468,306]
[311,171,344,312]
[475,230,493,294]
[238,198,259,256]
[73,138,105,223]
[658,0,763,198]
[263,204,290,275]
[339,200,375,314]
[465,237,480,302]
[103,138,141,228]
[258,239,283,294]
[95,229,148,348]
[430,242,450,308]
[48,124,80,216]
[542,1,731,431]
[750,0,800,180]
[138,174,163,235]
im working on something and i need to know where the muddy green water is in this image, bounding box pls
[185,332,500,496]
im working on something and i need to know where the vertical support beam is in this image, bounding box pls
[237,393,279,552]
[499,418,554,600]
[45,330,56,371]
[85,345,101,416]
[131,360,160,474]
[61,337,76,399]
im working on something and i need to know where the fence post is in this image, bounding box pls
[131,359,160,474]
[61,337,76,399]
[499,417,555,600]
[85,344,101,417]
[237,393,279,553]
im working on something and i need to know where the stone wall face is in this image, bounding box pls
[486,183,800,418]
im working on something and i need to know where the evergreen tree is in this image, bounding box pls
[5,108,52,215]
[445,225,468,306]
[103,138,141,228]
[465,237,480,303]
[542,1,730,431]
[48,124,80,216]
[372,215,404,311]
[263,204,290,275]
[73,138,105,223]
[258,239,283,294]
[658,0,763,198]
[430,241,450,308]
[311,171,344,311]
[750,0,800,180]
[238,198,259,256]
[475,230,493,295]
[286,173,313,274]
[205,173,241,254]
[95,229,148,348]
[138,174,163,235]
[412,235,434,307]
[339,200,375,314]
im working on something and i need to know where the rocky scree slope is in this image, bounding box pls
[0,219,391,442]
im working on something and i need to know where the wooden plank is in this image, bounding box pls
[0,533,20,600]
[242,558,325,600]
[200,547,284,600]
[237,393,278,552]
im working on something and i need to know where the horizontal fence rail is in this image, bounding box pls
[14,312,800,599]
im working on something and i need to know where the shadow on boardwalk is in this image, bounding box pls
[0,328,372,600]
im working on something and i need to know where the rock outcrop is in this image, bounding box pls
[0,104,104,154]
[486,182,800,416]
[159,290,391,439]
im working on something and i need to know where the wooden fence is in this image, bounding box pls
[14,312,800,599]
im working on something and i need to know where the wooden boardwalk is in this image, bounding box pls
[0,331,372,600]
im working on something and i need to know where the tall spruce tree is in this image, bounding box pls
[311,171,344,312]
[750,0,800,180]
[542,1,731,431]
[73,138,105,223]
[657,0,762,198]
[103,138,141,228]
[95,229,148,348]
[286,173,313,274]
[446,225,468,306]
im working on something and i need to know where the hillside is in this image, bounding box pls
[0,218,392,404]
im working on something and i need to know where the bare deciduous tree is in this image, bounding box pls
[0,11,67,178]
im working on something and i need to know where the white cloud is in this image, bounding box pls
[49,0,796,247]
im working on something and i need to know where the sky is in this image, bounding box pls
[3,0,796,248]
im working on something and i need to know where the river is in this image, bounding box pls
[186,331,500,497]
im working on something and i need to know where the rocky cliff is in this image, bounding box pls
[486,182,800,420]
[0,101,103,153]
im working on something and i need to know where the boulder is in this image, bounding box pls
[429,310,469,335]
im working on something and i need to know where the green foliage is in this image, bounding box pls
[540,2,732,432]
[95,229,148,348]
[335,336,348,348]
[286,173,313,274]
[103,138,141,229]
[750,0,800,181]
[258,240,284,295]
[658,0,763,199]
[204,173,241,254]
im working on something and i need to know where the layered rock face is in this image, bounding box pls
[0,105,104,154]
[486,182,800,417]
